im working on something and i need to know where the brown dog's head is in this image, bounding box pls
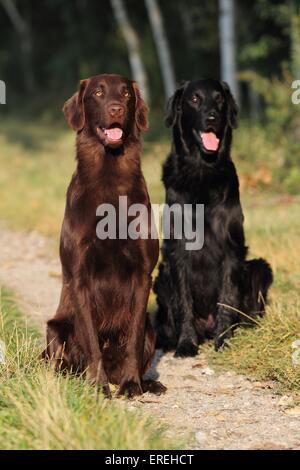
[63,74,148,148]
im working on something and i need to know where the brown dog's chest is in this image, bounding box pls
[65,162,158,275]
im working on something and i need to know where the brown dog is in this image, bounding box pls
[43,74,165,398]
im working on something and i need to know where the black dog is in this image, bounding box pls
[154,79,273,356]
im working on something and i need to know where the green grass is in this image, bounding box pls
[206,300,300,394]
[0,289,176,450]
[205,201,300,396]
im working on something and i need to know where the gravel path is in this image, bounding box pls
[0,224,300,450]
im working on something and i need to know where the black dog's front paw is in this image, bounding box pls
[214,330,233,351]
[175,340,199,358]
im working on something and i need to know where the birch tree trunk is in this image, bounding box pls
[145,0,176,99]
[1,0,35,93]
[178,3,194,50]
[218,0,238,101]
[110,0,150,103]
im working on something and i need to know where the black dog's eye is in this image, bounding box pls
[191,94,202,105]
[215,92,224,103]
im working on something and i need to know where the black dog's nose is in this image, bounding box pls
[108,104,125,118]
[207,111,217,121]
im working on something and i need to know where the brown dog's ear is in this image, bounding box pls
[221,81,239,129]
[63,79,88,131]
[165,81,189,128]
[132,82,149,132]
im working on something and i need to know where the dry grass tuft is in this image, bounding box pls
[0,290,176,450]
[206,200,300,395]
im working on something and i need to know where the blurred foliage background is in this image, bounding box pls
[0,0,300,198]
[0,1,298,105]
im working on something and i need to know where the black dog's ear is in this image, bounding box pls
[165,81,189,128]
[221,81,239,129]
[63,79,88,131]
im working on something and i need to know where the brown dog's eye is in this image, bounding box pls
[95,90,104,97]
[124,91,130,98]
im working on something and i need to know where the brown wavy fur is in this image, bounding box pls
[42,74,166,398]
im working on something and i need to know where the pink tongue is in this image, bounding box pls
[104,127,123,141]
[201,132,219,151]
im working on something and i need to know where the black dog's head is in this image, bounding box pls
[63,74,148,148]
[165,79,238,161]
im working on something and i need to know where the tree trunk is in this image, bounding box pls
[1,0,35,94]
[145,0,176,99]
[249,84,260,121]
[218,0,238,101]
[110,0,150,103]
[178,3,194,50]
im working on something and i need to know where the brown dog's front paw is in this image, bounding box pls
[117,380,143,399]
[90,379,111,399]
[97,383,112,399]
[86,364,111,397]
[142,380,167,395]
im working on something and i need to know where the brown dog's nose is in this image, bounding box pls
[108,103,125,118]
